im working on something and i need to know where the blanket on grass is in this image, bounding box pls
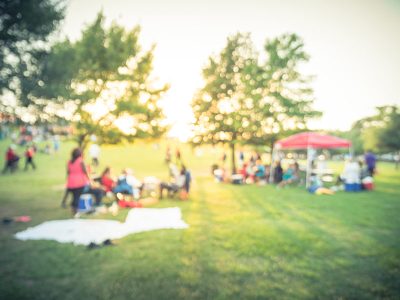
[15,207,188,246]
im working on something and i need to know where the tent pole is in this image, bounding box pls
[306,146,312,188]
[269,145,277,184]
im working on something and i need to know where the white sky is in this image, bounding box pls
[61,0,400,138]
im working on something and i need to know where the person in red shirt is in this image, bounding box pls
[24,146,36,170]
[2,145,19,173]
[100,167,115,193]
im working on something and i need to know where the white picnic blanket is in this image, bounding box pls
[15,207,188,245]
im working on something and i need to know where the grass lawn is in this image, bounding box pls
[0,139,399,299]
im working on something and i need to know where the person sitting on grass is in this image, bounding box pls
[159,165,188,199]
[254,160,266,183]
[101,167,115,193]
[278,162,300,188]
[113,168,142,200]
[2,145,20,174]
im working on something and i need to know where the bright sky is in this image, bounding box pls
[62,0,400,139]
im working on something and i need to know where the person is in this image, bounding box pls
[308,174,334,195]
[2,145,19,173]
[338,157,361,185]
[89,143,100,167]
[364,150,376,176]
[24,145,36,170]
[53,135,60,153]
[212,164,226,182]
[175,147,181,163]
[182,165,192,198]
[101,167,115,193]
[239,151,245,163]
[245,161,255,183]
[278,162,300,188]
[254,160,266,182]
[113,168,142,199]
[273,161,283,183]
[165,146,171,164]
[159,166,188,199]
[65,148,90,216]
[221,152,227,165]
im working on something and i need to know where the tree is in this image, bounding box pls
[191,33,257,173]
[0,0,65,104]
[191,33,321,173]
[349,106,398,154]
[26,12,168,149]
[377,106,400,168]
[249,33,321,149]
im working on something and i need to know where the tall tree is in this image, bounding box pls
[0,0,65,104]
[27,13,168,149]
[191,33,321,173]
[249,33,321,150]
[191,33,257,173]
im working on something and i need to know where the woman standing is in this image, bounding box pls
[66,148,90,216]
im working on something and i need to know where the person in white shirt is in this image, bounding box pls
[89,143,100,167]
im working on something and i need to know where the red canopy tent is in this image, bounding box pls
[271,132,352,187]
[275,132,351,149]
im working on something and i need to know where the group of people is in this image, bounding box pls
[213,155,301,188]
[2,144,37,174]
[63,147,192,217]
[335,151,376,189]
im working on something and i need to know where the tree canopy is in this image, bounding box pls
[0,0,65,106]
[26,12,169,149]
[191,33,321,172]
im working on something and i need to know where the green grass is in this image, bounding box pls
[0,139,399,299]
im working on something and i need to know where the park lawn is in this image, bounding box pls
[0,139,399,300]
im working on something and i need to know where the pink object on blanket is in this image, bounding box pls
[15,216,31,223]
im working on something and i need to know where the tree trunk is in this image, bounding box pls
[78,133,88,153]
[231,143,236,174]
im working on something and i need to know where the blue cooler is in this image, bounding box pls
[345,183,361,192]
[78,194,94,212]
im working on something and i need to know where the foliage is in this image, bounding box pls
[0,0,65,106]
[378,106,400,153]
[350,106,399,153]
[26,12,169,149]
[191,33,321,172]
[192,33,257,171]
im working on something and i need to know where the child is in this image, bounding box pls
[24,146,36,170]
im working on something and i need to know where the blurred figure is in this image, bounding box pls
[278,162,299,188]
[113,168,142,199]
[89,143,100,167]
[101,167,115,193]
[340,158,361,185]
[254,159,266,182]
[2,145,19,174]
[165,146,171,164]
[364,150,376,176]
[53,135,60,153]
[221,152,227,165]
[160,165,190,199]
[175,147,181,163]
[273,161,283,183]
[24,146,36,171]
[65,148,90,216]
